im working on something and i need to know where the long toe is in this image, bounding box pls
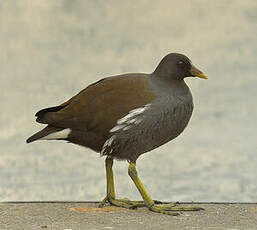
[109,198,137,209]
[147,204,204,215]
[99,196,146,209]
[151,203,204,213]
[162,205,204,211]
[149,205,180,216]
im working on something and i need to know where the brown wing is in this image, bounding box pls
[35,74,156,135]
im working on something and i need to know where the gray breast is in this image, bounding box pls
[101,83,193,162]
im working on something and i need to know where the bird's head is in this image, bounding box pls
[153,53,208,81]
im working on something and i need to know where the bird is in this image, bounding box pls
[27,53,207,215]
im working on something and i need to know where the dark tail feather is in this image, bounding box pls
[26,126,63,143]
[35,105,66,124]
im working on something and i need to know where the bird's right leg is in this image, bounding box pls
[99,157,146,209]
[128,162,203,215]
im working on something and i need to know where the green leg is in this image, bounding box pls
[99,157,146,209]
[128,162,204,215]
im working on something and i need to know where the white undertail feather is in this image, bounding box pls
[39,128,71,140]
[101,135,116,156]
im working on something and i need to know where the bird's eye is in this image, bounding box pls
[177,61,185,66]
[177,60,188,69]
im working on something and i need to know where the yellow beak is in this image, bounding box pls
[190,65,208,79]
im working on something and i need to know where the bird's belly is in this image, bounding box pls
[142,103,193,153]
[105,102,193,162]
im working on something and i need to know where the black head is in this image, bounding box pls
[153,53,207,81]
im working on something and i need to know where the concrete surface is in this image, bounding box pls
[0,202,257,230]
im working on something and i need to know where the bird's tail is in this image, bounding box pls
[26,126,65,143]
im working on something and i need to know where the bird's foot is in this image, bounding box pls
[148,203,204,215]
[99,196,141,209]
[99,195,163,209]
[99,195,203,215]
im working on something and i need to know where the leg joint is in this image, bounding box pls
[128,162,138,178]
[105,156,113,168]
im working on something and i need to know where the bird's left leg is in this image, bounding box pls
[99,157,146,209]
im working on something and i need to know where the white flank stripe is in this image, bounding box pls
[117,114,134,124]
[40,128,71,140]
[110,124,126,132]
[122,126,131,131]
[129,107,146,114]
[117,105,149,124]
[134,118,143,125]
[110,104,151,133]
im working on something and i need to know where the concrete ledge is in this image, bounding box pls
[0,202,257,230]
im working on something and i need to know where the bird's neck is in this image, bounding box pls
[149,73,186,91]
